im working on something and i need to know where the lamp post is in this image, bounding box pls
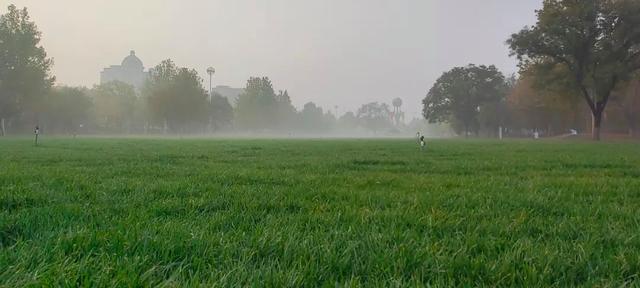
[206,67,216,134]
[206,67,216,104]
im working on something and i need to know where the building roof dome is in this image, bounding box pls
[121,50,143,69]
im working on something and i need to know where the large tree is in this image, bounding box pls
[144,59,208,133]
[0,5,54,135]
[209,92,233,131]
[235,77,278,131]
[507,75,587,136]
[300,102,326,132]
[422,65,506,137]
[143,59,176,131]
[478,75,515,137]
[44,86,92,134]
[92,81,137,133]
[508,0,640,140]
[357,102,392,135]
[275,90,298,132]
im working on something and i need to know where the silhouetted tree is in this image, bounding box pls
[300,102,326,131]
[235,77,278,131]
[0,5,54,135]
[209,92,233,131]
[323,111,337,132]
[357,102,392,134]
[93,81,137,133]
[508,0,640,140]
[422,64,506,137]
[275,90,298,132]
[144,59,208,133]
[339,112,358,130]
[478,75,514,137]
[507,75,586,136]
[44,86,92,134]
[143,59,176,131]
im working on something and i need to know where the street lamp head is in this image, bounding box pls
[206,67,216,75]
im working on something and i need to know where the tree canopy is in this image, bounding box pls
[422,64,506,136]
[0,4,54,134]
[235,77,278,131]
[357,102,392,134]
[274,90,298,132]
[300,102,326,131]
[144,59,208,132]
[44,86,92,134]
[508,0,640,140]
[209,92,233,131]
[93,81,137,132]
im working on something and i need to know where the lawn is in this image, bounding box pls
[1,137,639,286]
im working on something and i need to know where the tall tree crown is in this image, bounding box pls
[0,4,54,122]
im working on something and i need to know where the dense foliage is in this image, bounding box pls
[144,60,209,133]
[508,0,640,140]
[0,5,54,135]
[423,65,506,136]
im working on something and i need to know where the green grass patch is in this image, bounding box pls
[1,137,639,286]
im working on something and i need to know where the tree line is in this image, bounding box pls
[423,0,640,140]
[0,5,410,137]
[4,1,639,140]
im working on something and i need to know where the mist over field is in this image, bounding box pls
[9,0,540,116]
[2,1,639,139]
[2,0,572,138]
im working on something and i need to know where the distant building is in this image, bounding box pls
[100,50,149,90]
[212,85,244,106]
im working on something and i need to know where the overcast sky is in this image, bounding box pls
[8,0,541,118]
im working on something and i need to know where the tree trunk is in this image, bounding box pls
[592,110,603,141]
[0,118,4,136]
[578,85,613,141]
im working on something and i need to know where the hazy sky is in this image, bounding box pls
[8,0,541,118]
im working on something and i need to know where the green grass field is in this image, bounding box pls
[1,137,639,286]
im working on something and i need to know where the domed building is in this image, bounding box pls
[100,50,149,91]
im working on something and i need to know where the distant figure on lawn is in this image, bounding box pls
[416,132,426,150]
[34,125,40,146]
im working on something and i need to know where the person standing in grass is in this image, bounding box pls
[34,125,40,146]
[416,132,426,150]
